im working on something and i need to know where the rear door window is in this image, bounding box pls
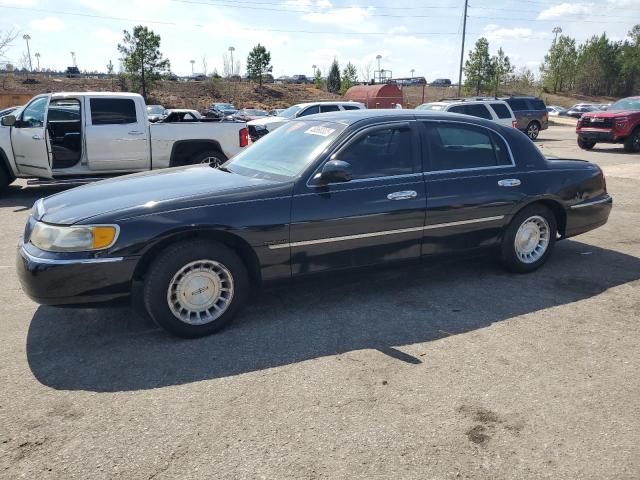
[90,98,137,125]
[320,105,340,113]
[527,99,546,110]
[342,105,361,111]
[423,123,512,172]
[447,105,466,115]
[506,99,528,111]
[465,104,493,120]
[490,103,512,119]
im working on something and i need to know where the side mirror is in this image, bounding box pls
[317,160,352,184]
[1,115,16,127]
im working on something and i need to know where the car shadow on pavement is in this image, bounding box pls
[26,239,640,392]
[0,185,72,211]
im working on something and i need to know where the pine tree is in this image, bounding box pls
[246,44,272,87]
[340,62,358,95]
[463,37,491,95]
[489,48,513,97]
[327,59,341,94]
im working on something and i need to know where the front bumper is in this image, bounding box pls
[16,241,138,306]
[565,194,613,238]
[577,130,616,142]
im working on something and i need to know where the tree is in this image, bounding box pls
[463,37,492,95]
[327,58,341,94]
[489,47,513,97]
[574,33,620,96]
[540,35,577,93]
[617,24,640,96]
[106,60,114,75]
[340,62,358,95]
[117,25,170,101]
[313,68,325,90]
[246,44,272,87]
[359,61,373,84]
[0,29,17,61]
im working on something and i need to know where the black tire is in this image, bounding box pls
[525,121,541,140]
[623,128,640,153]
[577,136,596,150]
[500,204,557,274]
[0,166,10,194]
[190,149,228,167]
[142,240,249,338]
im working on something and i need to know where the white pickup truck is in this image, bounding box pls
[0,92,249,191]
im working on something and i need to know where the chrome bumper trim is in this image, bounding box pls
[570,196,612,209]
[19,245,124,265]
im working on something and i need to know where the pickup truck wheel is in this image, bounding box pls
[623,128,640,153]
[525,121,540,140]
[0,166,12,194]
[143,240,249,338]
[500,204,557,274]
[577,137,596,150]
[191,150,227,168]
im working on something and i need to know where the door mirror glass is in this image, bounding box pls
[1,114,16,127]
[318,160,352,183]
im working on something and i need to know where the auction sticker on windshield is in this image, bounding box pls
[305,126,336,137]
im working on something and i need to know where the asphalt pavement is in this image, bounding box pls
[1,126,639,479]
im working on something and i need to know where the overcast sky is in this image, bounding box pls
[0,0,638,80]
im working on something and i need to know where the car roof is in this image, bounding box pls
[294,101,365,108]
[50,92,144,98]
[291,108,512,129]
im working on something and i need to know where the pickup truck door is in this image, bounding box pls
[11,95,53,178]
[84,96,150,171]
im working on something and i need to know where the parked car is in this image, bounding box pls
[16,109,612,337]
[546,105,567,116]
[275,76,291,84]
[565,104,599,119]
[232,108,269,122]
[209,103,238,118]
[159,109,202,123]
[190,74,207,82]
[503,96,549,140]
[430,78,452,87]
[269,108,285,116]
[146,104,166,123]
[247,101,365,141]
[576,96,640,152]
[0,92,250,191]
[416,99,517,128]
[65,66,81,78]
[291,74,310,84]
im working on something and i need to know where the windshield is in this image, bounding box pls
[243,109,268,116]
[216,103,235,110]
[278,105,303,118]
[416,103,445,111]
[225,120,346,181]
[609,98,640,112]
[147,105,164,115]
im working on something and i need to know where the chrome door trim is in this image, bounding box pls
[269,215,505,250]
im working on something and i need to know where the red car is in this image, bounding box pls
[576,96,640,152]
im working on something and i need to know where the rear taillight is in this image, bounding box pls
[239,127,249,147]
[512,120,518,128]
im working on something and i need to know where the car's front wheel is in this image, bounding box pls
[191,149,228,168]
[143,240,249,338]
[525,121,541,140]
[500,204,557,273]
[623,128,640,153]
[577,137,596,150]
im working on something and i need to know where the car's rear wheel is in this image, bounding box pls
[0,166,11,194]
[577,137,596,150]
[525,121,540,140]
[143,240,249,338]
[500,204,557,273]
[623,128,640,153]
[190,149,227,168]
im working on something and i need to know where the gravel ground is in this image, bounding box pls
[1,126,639,479]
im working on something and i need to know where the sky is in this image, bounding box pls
[0,0,639,80]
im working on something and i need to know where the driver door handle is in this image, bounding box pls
[128,130,144,136]
[498,179,521,187]
[387,190,417,200]
[32,134,42,140]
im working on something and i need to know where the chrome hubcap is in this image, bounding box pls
[514,215,550,264]
[201,156,223,167]
[167,260,234,325]
[528,125,539,138]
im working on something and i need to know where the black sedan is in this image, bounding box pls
[17,110,612,338]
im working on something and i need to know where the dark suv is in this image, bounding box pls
[504,96,549,140]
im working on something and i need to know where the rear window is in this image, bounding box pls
[90,98,137,125]
[506,99,528,111]
[298,105,320,117]
[342,105,361,111]
[527,99,546,110]
[320,105,340,113]
[490,103,512,119]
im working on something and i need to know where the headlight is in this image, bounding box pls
[29,222,119,252]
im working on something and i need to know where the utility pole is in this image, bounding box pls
[23,34,32,71]
[140,40,146,101]
[35,52,40,71]
[410,68,415,78]
[190,59,195,75]
[228,46,235,76]
[376,54,382,83]
[457,0,468,96]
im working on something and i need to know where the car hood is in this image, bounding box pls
[39,166,286,225]
[247,116,288,127]
[582,110,636,118]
